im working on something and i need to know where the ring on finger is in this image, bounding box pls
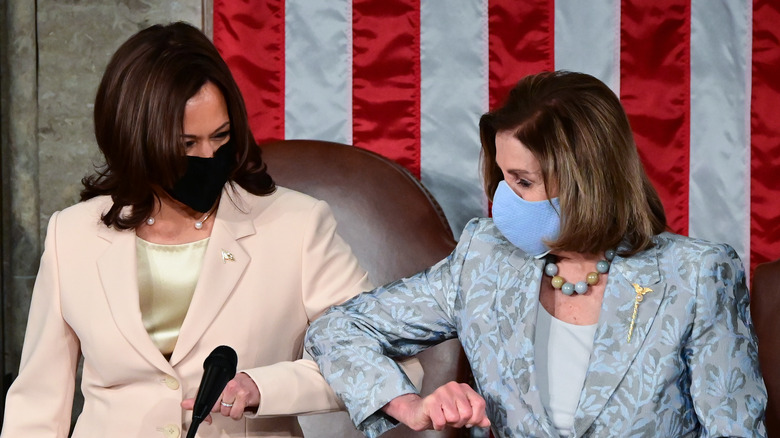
[220,401,234,408]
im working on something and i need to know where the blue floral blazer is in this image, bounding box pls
[306,219,766,437]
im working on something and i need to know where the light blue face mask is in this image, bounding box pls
[491,180,561,256]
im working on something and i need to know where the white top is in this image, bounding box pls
[534,303,598,437]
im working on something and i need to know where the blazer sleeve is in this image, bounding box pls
[304,219,479,437]
[242,200,377,416]
[1,212,81,438]
[685,243,767,436]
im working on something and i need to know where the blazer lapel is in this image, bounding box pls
[96,225,172,373]
[574,245,666,436]
[494,252,558,437]
[170,196,254,366]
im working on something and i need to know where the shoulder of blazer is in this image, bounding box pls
[34,196,124,255]
[651,231,737,262]
[225,184,329,221]
[52,196,117,238]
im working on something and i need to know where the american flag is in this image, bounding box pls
[213,0,779,278]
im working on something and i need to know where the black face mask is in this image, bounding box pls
[166,141,235,213]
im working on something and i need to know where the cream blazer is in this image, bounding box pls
[1,185,379,438]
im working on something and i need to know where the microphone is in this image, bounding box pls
[186,345,238,438]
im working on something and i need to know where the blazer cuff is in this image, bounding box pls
[240,362,345,418]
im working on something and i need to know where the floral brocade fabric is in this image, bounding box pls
[306,219,766,438]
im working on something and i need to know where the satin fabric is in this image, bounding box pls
[213,0,285,143]
[352,0,421,178]
[619,0,691,236]
[137,237,208,356]
[419,0,488,233]
[750,0,780,269]
[688,0,752,268]
[553,0,620,91]
[284,0,352,143]
[488,0,555,109]
[212,1,779,273]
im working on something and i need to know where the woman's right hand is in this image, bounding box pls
[381,381,491,431]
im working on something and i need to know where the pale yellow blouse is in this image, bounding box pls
[136,236,209,358]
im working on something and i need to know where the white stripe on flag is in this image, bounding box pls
[420,0,489,235]
[285,0,352,143]
[554,0,621,93]
[689,0,752,271]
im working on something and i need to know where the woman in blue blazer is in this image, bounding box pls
[306,71,766,437]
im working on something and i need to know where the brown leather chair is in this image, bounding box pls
[261,139,471,437]
[752,258,780,437]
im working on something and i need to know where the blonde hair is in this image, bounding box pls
[480,71,666,255]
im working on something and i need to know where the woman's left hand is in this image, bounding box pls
[181,372,261,422]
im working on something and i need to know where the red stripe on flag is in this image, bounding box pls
[750,0,780,269]
[619,1,691,236]
[213,0,285,143]
[487,0,555,110]
[352,0,421,178]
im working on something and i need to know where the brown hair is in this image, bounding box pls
[82,21,274,229]
[479,71,666,255]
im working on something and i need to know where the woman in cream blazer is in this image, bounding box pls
[3,185,371,437]
[2,22,415,438]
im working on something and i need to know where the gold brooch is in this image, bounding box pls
[221,249,235,263]
[627,283,653,342]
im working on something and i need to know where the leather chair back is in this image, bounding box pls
[262,139,470,438]
[751,259,780,436]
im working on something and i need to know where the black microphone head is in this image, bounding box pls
[204,345,237,372]
[189,345,239,436]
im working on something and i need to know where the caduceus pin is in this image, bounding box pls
[627,283,653,342]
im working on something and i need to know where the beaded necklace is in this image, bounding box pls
[543,249,615,295]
